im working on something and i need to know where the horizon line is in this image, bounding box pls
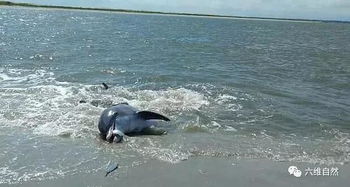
[0,1,349,23]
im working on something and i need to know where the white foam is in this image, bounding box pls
[0,68,209,140]
[214,94,242,111]
[224,125,238,132]
[216,94,237,104]
[0,167,19,184]
[0,68,55,87]
[129,88,209,113]
[0,73,11,81]
[211,121,222,128]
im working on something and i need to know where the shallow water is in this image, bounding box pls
[0,7,350,184]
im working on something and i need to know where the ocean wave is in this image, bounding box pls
[0,68,213,166]
[0,68,209,139]
[1,68,348,167]
[0,68,56,86]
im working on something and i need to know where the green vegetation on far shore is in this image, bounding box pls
[0,1,348,23]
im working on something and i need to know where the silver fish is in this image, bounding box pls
[105,161,119,177]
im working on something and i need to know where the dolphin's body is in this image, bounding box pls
[98,103,170,143]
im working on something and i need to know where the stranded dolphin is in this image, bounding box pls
[98,103,170,143]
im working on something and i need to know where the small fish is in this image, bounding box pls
[105,161,119,177]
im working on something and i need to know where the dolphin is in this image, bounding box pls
[98,103,170,143]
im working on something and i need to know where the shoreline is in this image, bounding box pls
[17,157,350,187]
[0,1,348,23]
[0,5,315,23]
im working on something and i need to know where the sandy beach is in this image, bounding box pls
[16,158,349,187]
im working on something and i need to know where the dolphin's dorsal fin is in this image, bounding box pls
[137,111,170,121]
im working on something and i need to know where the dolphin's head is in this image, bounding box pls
[113,134,123,143]
[112,129,125,143]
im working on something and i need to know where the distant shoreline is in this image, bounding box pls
[0,1,349,23]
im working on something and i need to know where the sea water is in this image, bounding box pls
[0,7,349,184]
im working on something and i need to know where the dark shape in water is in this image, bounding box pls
[105,162,119,177]
[102,82,109,90]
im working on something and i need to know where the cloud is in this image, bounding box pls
[11,0,350,20]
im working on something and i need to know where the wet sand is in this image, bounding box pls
[18,158,349,187]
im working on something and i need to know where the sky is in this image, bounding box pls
[12,0,350,21]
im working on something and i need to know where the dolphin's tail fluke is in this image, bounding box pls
[137,111,170,121]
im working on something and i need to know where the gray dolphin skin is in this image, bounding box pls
[98,103,170,143]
